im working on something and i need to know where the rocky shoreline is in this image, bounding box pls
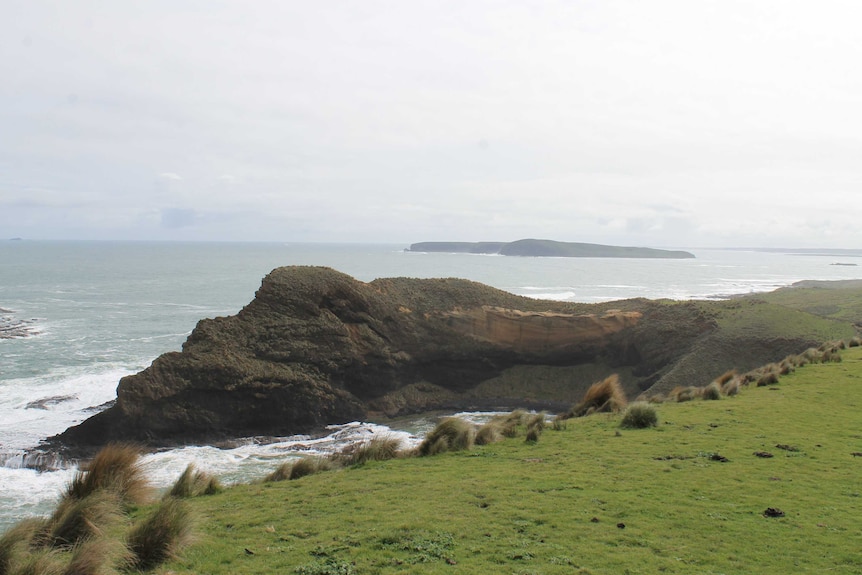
[0,308,39,339]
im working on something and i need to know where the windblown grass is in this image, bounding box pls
[127,497,194,571]
[168,464,222,498]
[418,417,476,456]
[264,457,334,483]
[63,538,132,575]
[63,443,150,507]
[0,518,42,575]
[339,435,403,466]
[36,491,123,550]
[563,374,627,418]
[701,381,722,400]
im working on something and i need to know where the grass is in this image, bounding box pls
[0,444,196,574]
[127,497,194,570]
[146,346,862,574]
[619,402,658,428]
[63,443,150,507]
[563,374,627,418]
[167,464,223,498]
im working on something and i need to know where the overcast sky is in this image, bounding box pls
[2,1,861,247]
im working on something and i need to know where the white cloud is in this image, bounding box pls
[1,1,861,246]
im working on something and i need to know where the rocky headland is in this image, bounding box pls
[51,267,851,455]
[408,238,695,258]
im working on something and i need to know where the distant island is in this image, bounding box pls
[407,238,695,259]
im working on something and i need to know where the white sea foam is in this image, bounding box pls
[0,365,133,451]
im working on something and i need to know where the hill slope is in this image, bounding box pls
[162,347,862,574]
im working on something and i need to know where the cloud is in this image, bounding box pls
[1,1,861,246]
[160,208,196,229]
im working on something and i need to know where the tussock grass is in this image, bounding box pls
[524,412,546,443]
[10,550,63,575]
[474,422,503,445]
[564,374,627,418]
[418,418,475,456]
[339,435,403,466]
[669,386,699,402]
[168,464,222,498]
[756,371,779,386]
[0,518,43,575]
[491,410,527,438]
[37,491,123,550]
[264,457,334,483]
[714,370,737,386]
[63,537,132,575]
[64,443,150,507]
[619,402,658,428]
[701,381,722,400]
[127,497,194,571]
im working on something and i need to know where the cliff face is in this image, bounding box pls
[55,266,714,451]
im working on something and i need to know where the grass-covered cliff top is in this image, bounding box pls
[152,347,862,574]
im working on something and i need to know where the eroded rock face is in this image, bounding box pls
[54,267,714,451]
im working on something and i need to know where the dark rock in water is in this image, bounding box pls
[46,266,794,454]
[25,394,78,410]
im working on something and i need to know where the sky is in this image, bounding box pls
[2,1,861,248]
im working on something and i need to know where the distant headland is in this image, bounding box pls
[407,238,695,259]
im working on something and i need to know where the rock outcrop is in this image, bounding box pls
[54,266,717,452]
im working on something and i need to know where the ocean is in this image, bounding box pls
[2,240,861,531]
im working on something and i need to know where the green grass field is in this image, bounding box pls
[155,348,862,575]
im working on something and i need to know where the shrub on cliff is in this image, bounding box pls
[418,418,476,456]
[620,403,658,429]
[563,375,627,418]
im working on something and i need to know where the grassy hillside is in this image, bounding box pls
[157,349,862,574]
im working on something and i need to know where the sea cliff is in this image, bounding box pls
[53,267,848,454]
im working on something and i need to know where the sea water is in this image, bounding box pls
[1,240,861,531]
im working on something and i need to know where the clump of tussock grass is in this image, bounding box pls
[756,371,779,386]
[647,394,666,404]
[36,491,124,550]
[0,518,43,574]
[701,381,722,400]
[64,443,150,507]
[167,464,222,498]
[340,435,403,466]
[10,549,64,575]
[822,349,843,363]
[714,370,737,387]
[418,418,476,456]
[619,402,658,429]
[524,412,546,443]
[474,421,504,445]
[722,378,740,396]
[563,374,627,418]
[493,410,527,437]
[848,336,862,348]
[669,386,699,403]
[127,497,194,571]
[63,537,132,575]
[264,456,334,483]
